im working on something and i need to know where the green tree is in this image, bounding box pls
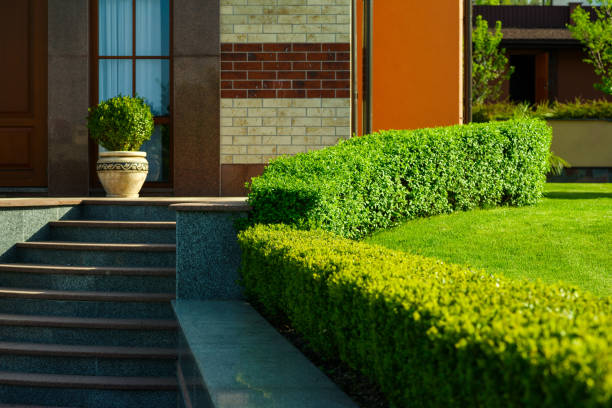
[568,1,612,95]
[472,15,514,104]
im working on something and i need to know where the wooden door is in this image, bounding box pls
[0,1,47,187]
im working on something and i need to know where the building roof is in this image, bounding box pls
[502,28,574,40]
[500,28,581,48]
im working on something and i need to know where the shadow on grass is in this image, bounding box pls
[544,192,612,200]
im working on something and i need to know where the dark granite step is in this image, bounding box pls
[0,288,174,303]
[0,342,177,377]
[0,342,176,359]
[0,314,177,347]
[49,221,176,244]
[0,371,177,390]
[0,264,175,293]
[0,314,177,330]
[16,243,176,268]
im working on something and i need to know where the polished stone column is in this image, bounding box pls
[47,0,90,196]
[173,0,221,196]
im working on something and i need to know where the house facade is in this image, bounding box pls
[475,4,612,104]
[0,0,465,197]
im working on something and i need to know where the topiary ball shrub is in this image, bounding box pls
[87,95,154,151]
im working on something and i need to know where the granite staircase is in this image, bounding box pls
[0,205,178,407]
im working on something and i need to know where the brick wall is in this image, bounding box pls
[220,0,351,166]
[221,98,350,164]
[221,43,350,99]
[221,1,350,44]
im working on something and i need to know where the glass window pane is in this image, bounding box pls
[136,59,169,116]
[141,124,170,182]
[99,59,133,102]
[136,0,170,56]
[99,0,132,56]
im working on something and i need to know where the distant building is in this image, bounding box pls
[475,4,612,104]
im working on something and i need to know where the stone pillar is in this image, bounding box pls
[47,0,90,196]
[173,0,221,196]
[172,199,250,299]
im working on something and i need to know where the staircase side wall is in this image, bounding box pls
[0,206,80,262]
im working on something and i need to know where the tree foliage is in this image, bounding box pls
[472,15,514,104]
[568,1,612,95]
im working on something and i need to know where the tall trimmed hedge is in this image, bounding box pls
[247,119,552,239]
[238,225,612,408]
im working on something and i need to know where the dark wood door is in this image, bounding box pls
[0,0,47,187]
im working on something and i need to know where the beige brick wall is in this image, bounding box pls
[220,0,351,43]
[221,98,351,164]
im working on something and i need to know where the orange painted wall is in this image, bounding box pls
[370,0,463,131]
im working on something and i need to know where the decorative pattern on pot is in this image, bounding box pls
[96,162,149,172]
[96,151,149,198]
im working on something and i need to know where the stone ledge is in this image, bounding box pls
[0,197,250,209]
[0,199,83,208]
[173,300,358,408]
[170,198,250,212]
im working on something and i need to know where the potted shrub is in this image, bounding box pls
[87,96,154,198]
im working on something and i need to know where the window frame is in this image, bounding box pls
[89,0,174,190]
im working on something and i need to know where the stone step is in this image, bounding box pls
[49,221,176,244]
[49,221,176,229]
[80,203,176,222]
[0,264,175,293]
[0,342,177,359]
[0,298,174,319]
[0,314,177,348]
[0,342,177,377]
[16,242,176,252]
[0,404,75,408]
[0,264,175,277]
[0,288,175,319]
[16,243,176,268]
[0,314,177,330]
[0,288,174,303]
[0,385,177,408]
[0,372,177,390]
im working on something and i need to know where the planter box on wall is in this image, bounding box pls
[548,120,612,167]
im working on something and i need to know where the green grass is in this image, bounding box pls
[365,183,612,297]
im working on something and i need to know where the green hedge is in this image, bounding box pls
[238,225,612,408]
[247,119,551,239]
[473,99,612,123]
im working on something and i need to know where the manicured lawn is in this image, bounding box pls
[366,183,612,297]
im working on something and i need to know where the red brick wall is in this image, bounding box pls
[220,43,350,98]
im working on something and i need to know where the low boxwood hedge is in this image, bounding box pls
[247,119,551,239]
[473,99,612,123]
[238,224,612,408]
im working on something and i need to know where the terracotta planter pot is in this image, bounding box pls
[96,151,148,198]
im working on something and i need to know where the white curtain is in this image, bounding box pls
[99,0,132,56]
[99,60,132,102]
[136,0,170,56]
[136,60,169,116]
